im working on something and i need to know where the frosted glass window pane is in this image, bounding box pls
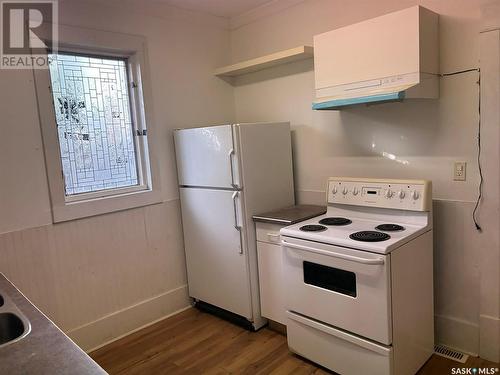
[47,52,139,196]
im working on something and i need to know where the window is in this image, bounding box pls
[48,53,141,197]
[35,27,161,222]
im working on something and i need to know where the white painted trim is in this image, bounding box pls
[230,0,306,30]
[67,284,188,333]
[479,314,500,362]
[0,197,181,236]
[63,183,149,203]
[84,305,193,353]
[431,198,477,204]
[33,24,163,222]
[297,189,326,194]
[67,285,190,352]
[435,314,480,356]
[71,0,230,31]
[478,27,500,363]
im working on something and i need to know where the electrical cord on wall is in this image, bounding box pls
[439,68,480,77]
[473,71,483,232]
[439,67,482,231]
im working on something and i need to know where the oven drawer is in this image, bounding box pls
[287,311,393,375]
[282,237,392,344]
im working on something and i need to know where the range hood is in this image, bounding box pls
[312,6,439,110]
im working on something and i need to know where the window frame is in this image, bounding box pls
[49,51,146,201]
[34,25,161,222]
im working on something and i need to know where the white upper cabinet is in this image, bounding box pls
[313,6,439,108]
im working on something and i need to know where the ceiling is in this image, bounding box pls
[156,0,275,18]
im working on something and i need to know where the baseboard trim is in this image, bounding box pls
[85,305,193,354]
[479,314,500,362]
[435,314,479,356]
[66,285,191,352]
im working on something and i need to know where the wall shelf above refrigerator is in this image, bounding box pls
[214,46,313,78]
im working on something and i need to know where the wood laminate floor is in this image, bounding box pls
[91,308,499,374]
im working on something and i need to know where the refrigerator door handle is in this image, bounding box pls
[232,191,244,254]
[229,149,239,189]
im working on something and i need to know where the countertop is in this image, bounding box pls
[252,204,327,225]
[0,273,106,375]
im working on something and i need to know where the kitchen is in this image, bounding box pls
[0,0,499,374]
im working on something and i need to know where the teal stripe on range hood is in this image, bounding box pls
[312,91,406,110]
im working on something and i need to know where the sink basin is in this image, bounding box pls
[0,290,31,348]
[0,312,26,346]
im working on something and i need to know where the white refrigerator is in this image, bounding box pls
[174,122,294,329]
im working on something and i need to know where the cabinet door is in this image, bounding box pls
[257,241,286,324]
[180,187,252,318]
[255,222,283,244]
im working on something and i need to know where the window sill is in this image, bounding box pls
[52,188,162,223]
[64,184,148,204]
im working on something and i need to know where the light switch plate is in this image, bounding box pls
[454,162,467,181]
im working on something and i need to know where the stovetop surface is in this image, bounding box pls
[280,210,430,254]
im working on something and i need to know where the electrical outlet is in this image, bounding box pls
[454,162,467,181]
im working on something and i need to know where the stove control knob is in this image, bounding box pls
[352,188,359,196]
[332,186,338,195]
[385,189,394,199]
[412,190,420,200]
[398,190,406,199]
[342,187,349,195]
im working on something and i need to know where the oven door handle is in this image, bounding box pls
[281,240,385,265]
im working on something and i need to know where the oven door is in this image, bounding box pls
[282,237,392,345]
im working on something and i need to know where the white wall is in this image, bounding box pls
[0,0,234,351]
[229,0,494,356]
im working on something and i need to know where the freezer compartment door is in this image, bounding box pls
[174,124,240,188]
[180,187,252,319]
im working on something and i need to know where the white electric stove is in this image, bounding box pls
[281,177,434,375]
